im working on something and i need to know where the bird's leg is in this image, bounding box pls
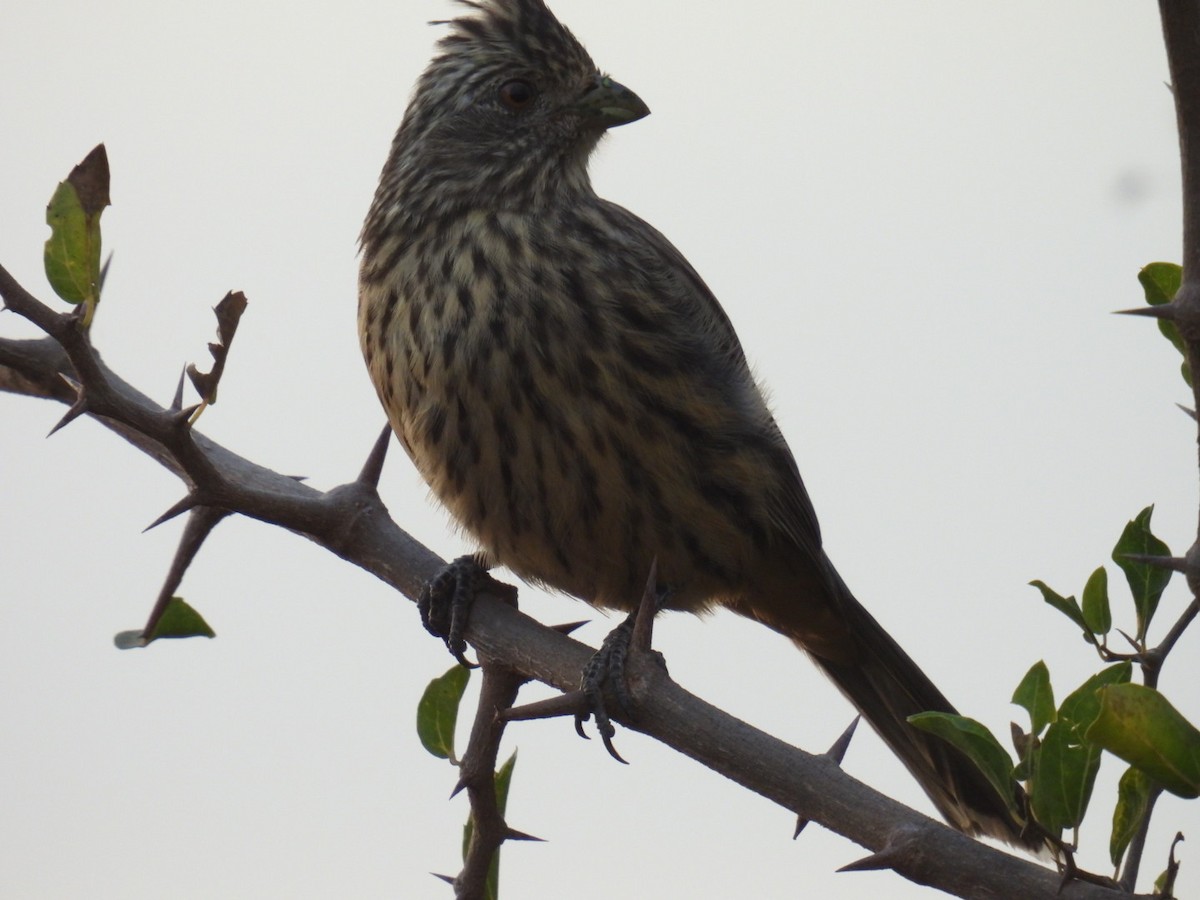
[575,572,670,759]
[418,553,515,667]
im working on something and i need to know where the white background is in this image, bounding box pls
[3,2,1198,897]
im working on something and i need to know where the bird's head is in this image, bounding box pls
[368,0,649,233]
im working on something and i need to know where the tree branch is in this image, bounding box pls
[0,262,1152,899]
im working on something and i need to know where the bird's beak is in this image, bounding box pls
[575,75,650,128]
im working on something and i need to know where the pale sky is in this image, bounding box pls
[2,2,1197,898]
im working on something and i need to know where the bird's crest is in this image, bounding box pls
[431,0,597,90]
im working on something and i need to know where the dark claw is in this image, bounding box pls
[574,613,637,763]
[418,554,514,667]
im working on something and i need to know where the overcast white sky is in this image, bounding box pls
[3,2,1198,897]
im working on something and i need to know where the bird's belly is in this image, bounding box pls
[360,244,781,614]
[389,341,751,613]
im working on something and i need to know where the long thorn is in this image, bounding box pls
[826,716,860,765]
[502,691,591,723]
[631,557,659,653]
[143,494,199,532]
[358,424,393,487]
[549,620,590,636]
[503,827,545,843]
[171,367,186,412]
[98,253,113,295]
[46,398,89,437]
[1113,304,1176,319]
[838,836,912,873]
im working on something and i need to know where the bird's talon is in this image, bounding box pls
[418,554,498,665]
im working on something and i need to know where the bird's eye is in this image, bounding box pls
[498,80,538,111]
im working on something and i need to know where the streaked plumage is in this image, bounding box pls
[360,0,1029,846]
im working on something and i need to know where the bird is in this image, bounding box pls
[358,0,1028,846]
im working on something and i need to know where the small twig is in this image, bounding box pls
[453,661,527,899]
[1146,595,1200,683]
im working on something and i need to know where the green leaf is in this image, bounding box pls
[1025,663,1131,834]
[1111,506,1172,642]
[1081,567,1112,636]
[908,712,1019,817]
[43,145,110,325]
[1030,719,1102,833]
[462,751,517,900]
[416,665,470,760]
[145,596,216,641]
[1029,580,1088,635]
[1110,766,1153,869]
[494,751,516,817]
[1012,661,1056,737]
[1059,662,1132,726]
[1138,262,1189,385]
[1086,683,1200,799]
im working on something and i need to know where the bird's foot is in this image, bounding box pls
[575,568,670,761]
[418,553,515,667]
[575,613,636,760]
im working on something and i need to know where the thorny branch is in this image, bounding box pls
[0,262,1148,899]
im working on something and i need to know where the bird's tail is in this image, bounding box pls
[739,554,1035,848]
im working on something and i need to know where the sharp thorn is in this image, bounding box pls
[170,403,203,428]
[357,424,393,488]
[840,854,897,873]
[171,367,186,412]
[503,691,590,723]
[1113,304,1176,319]
[287,474,309,483]
[1176,403,1196,420]
[503,827,546,843]
[631,557,659,652]
[793,816,810,839]
[838,848,898,873]
[58,371,82,393]
[825,716,860,765]
[46,399,89,437]
[549,620,590,636]
[143,495,199,532]
[449,775,469,799]
[431,873,455,886]
[98,253,113,295]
